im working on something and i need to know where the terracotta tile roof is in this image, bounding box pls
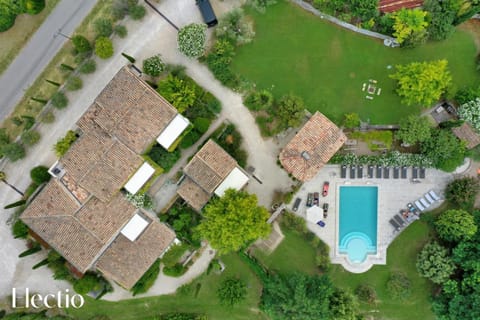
[177,177,211,211]
[452,123,480,149]
[379,0,423,13]
[96,218,175,289]
[279,112,346,181]
[61,174,90,204]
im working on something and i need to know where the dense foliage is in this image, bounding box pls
[30,166,51,184]
[423,0,456,41]
[435,209,477,243]
[95,37,114,59]
[131,259,161,295]
[73,273,103,294]
[421,129,465,172]
[125,192,154,210]
[416,241,455,284]
[386,271,411,300]
[390,60,452,106]
[93,18,113,37]
[445,177,480,210]
[143,54,165,77]
[213,124,247,168]
[216,277,247,306]
[21,130,41,146]
[159,202,201,246]
[177,23,207,58]
[343,113,361,129]
[205,39,238,87]
[244,89,274,111]
[79,59,97,74]
[66,76,83,91]
[72,35,92,54]
[196,189,270,254]
[51,91,68,109]
[0,0,45,32]
[158,74,196,113]
[1,142,25,161]
[396,115,432,145]
[459,98,480,131]
[216,9,255,45]
[147,145,181,172]
[391,8,428,46]
[54,130,77,157]
[277,94,305,129]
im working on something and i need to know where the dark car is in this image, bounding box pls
[313,192,319,206]
[323,203,329,218]
[306,193,313,207]
[292,198,301,212]
[322,182,330,197]
[196,0,218,27]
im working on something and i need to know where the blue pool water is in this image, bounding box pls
[338,186,378,263]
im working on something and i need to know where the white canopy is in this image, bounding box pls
[306,205,323,224]
[121,214,149,242]
[214,167,249,197]
[156,114,190,149]
[124,162,155,194]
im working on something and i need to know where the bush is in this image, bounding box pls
[445,177,479,210]
[216,9,255,45]
[177,23,207,58]
[0,12,16,32]
[163,263,187,277]
[21,115,35,130]
[126,192,154,210]
[66,76,83,91]
[12,219,29,239]
[179,130,200,149]
[205,39,238,87]
[244,90,274,111]
[114,24,128,38]
[416,241,455,284]
[162,244,189,267]
[355,284,377,304]
[193,117,211,134]
[217,277,247,306]
[73,274,102,294]
[95,37,114,59]
[21,130,41,146]
[19,244,42,258]
[281,211,307,234]
[25,0,45,14]
[343,113,361,129]
[129,4,146,20]
[38,110,55,124]
[93,18,113,37]
[54,130,77,157]
[435,209,477,243]
[4,199,26,209]
[79,59,97,74]
[386,272,411,300]
[131,260,161,295]
[148,145,181,172]
[72,35,92,53]
[1,143,25,161]
[30,166,51,184]
[51,91,68,109]
[143,55,165,77]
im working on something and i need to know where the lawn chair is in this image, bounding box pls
[383,166,390,178]
[419,167,426,179]
[412,167,418,179]
[420,198,430,208]
[394,214,406,226]
[390,219,401,231]
[401,166,408,179]
[393,166,399,179]
[368,165,374,178]
[358,165,363,178]
[429,190,440,201]
[415,200,425,212]
[350,165,356,179]
[341,165,347,178]
[376,165,382,178]
[425,193,435,204]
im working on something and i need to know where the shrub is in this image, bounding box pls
[21,130,41,146]
[1,143,25,161]
[445,177,480,210]
[95,37,114,59]
[193,117,211,134]
[217,277,247,306]
[248,0,277,13]
[163,263,187,277]
[157,74,196,112]
[114,24,128,38]
[416,241,455,284]
[131,260,161,295]
[355,284,377,304]
[216,9,255,45]
[126,192,154,210]
[148,146,181,172]
[177,23,207,58]
[244,90,274,111]
[435,209,477,243]
[21,115,35,130]
[51,91,68,109]
[121,52,136,63]
[32,258,49,269]
[73,274,102,294]
[93,18,113,37]
[54,130,77,157]
[281,211,307,234]
[162,244,189,268]
[19,244,42,258]
[179,130,200,149]
[143,55,165,77]
[0,12,16,32]
[40,110,55,124]
[72,35,92,53]
[387,272,411,300]
[4,199,26,209]
[129,4,146,20]
[66,76,83,91]
[30,166,51,184]
[12,219,29,239]
[25,0,45,14]
[112,0,136,20]
[343,113,361,129]
[79,59,97,74]
[205,39,238,87]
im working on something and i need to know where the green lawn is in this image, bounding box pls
[66,254,266,320]
[231,0,480,124]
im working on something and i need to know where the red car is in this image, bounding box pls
[322,182,330,197]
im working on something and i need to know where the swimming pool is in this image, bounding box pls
[338,186,378,263]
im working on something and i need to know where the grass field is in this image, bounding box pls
[231,0,480,124]
[0,0,60,75]
[66,254,266,320]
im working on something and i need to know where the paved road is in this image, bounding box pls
[0,0,98,121]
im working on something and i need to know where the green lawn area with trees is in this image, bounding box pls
[230,0,480,124]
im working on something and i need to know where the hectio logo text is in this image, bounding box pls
[12,288,84,309]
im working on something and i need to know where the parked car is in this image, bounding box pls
[313,192,319,205]
[292,198,301,212]
[196,0,218,27]
[306,193,313,207]
[322,182,330,197]
[323,203,329,218]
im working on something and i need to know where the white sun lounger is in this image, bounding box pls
[425,193,435,204]
[429,190,440,201]
[420,198,430,208]
[415,200,425,211]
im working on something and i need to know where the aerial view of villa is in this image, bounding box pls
[0,0,480,319]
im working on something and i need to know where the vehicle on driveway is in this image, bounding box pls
[307,193,313,207]
[323,203,329,218]
[322,182,329,197]
[313,192,319,205]
[293,198,301,212]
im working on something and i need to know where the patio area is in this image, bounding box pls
[287,164,453,273]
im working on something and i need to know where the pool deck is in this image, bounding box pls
[288,164,454,273]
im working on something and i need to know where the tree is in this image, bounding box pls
[216,9,255,45]
[30,166,51,184]
[244,89,274,111]
[386,271,411,300]
[126,192,154,210]
[73,274,101,294]
[216,277,247,306]
[21,130,41,146]
[66,76,83,91]
[51,91,68,109]
[129,4,146,20]
[277,94,305,129]
[349,0,379,21]
[114,24,128,38]
[396,115,432,145]
[177,23,207,58]
[1,143,26,162]
[343,113,361,129]
[391,8,428,45]
[72,35,92,53]
[390,60,452,106]
[95,37,114,59]
[421,129,465,172]
[436,209,477,242]
[260,273,334,320]
[424,0,457,41]
[355,284,376,304]
[157,74,196,113]
[416,241,455,284]
[0,171,24,196]
[455,85,480,105]
[445,177,480,210]
[54,130,77,157]
[93,18,113,37]
[459,98,480,131]
[329,288,358,320]
[79,59,96,74]
[196,189,271,254]
[143,55,165,77]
